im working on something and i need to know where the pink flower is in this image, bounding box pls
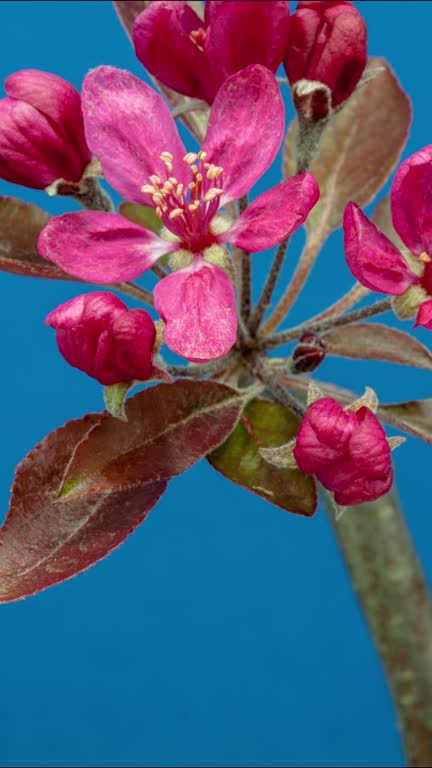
[293,398,392,505]
[0,69,91,190]
[284,1,367,110]
[38,65,320,362]
[343,146,432,329]
[133,0,290,104]
[46,292,156,386]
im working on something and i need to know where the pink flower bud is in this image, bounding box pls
[0,69,91,189]
[291,332,326,373]
[46,292,156,386]
[284,1,367,110]
[293,398,392,505]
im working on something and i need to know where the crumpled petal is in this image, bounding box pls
[38,211,176,283]
[220,173,319,251]
[206,1,290,88]
[343,202,417,295]
[133,2,217,103]
[391,145,432,256]
[82,66,188,205]
[414,298,432,329]
[153,259,237,362]
[202,65,285,205]
[293,398,358,474]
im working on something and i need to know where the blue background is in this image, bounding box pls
[0,2,430,765]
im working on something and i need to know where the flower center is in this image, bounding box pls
[141,150,224,252]
[189,27,207,52]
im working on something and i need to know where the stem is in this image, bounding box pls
[73,177,114,212]
[295,112,328,174]
[322,486,432,767]
[236,195,251,327]
[261,232,323,335]
[253,360,305,419]
[249,237,290,336]
[262,297,392,350]
[305,282,370,324]
[166,351,239,379]
[110,281,154,306]
[172,98,209,119]
[151,262,169,280]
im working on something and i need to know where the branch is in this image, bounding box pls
[249,237,290,336]
[110,281,154,305]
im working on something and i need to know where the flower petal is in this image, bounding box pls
[133,2,217,104]
[82,66,188,205]
[154,259,237,362]
[391,145,432,256]
[206,1,290,86]
[220,173,319,251]
[414,298,432,330]
[343,202,417,295]
[202,65,285,205]
[38,211,175,283]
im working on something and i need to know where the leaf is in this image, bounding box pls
[0,413,166,602]
[322,323,432,369]
[283,57,412,235]
[62,380,246,497]
[379,400,432,444]
[119,202,163,233]
[208,399,317,516]
[371,195,405,250]
[0,196,75,280]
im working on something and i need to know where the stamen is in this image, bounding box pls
[169,208,185,220]
[141,184,156,194]
[176,184,184,197]
[419,251,432,263]
[191,164,198,175]
[188,201,200,212]
[149,174,161,186]
[188,182,196,191]
[204,188,224,202]
[184,152,198,164]
[196,173,203,183]
[168,176,178,185]
[160,151,174,162]
[198,150,207,160]
[156,207,163,218]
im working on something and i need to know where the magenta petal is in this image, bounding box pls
[202,65,285,205]
[38,211,175,283]
[82,66,188,205]
[414,298,432,329]
[154,260,237,362]
[133,2,217,103]
[391,145,432,256]
[220,173,319,251]
[343,202,417,295]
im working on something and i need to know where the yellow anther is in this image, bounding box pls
[188,201,200,212]
[156,207,163,218]
[419,251,432,263]
[176,184,184,197]
[196,173,203,183]
[206,165,220,180]
[168,176,178,185]
[198,150,207,160]
[204,188,224,202]
[191,164,198,175]
[152,193,164,206]
[160,151,174,162]
[168,208,185,220]
[163,160,173,173]
[141,184,156,194]
[184,152,198,164]
[150,174,161,186]
[162,181,174,193]
[188,182,196,191]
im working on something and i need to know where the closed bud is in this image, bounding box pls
[284,1,368,112]
[291,332,326,373]
[0,69,91,190]
[46,292,156,386]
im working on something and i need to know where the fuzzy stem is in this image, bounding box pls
[72,177,114,212]
[322,487,432,767]
[262,297,392,350]
[172,98,209,118]
[151,262,169,280]
[110,281,154,306]
[305,283,370,324]
[252,360,305,419]
[249,237,290,336]
[166,351,239,379]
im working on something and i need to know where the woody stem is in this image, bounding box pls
[249,237,291,336]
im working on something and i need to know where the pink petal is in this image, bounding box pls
[202,65,285,205]
[343,202,417,295]
[82,66,188,205]
[220,173,319,251]
[133,2,217,103]
[206,2,290,86]
[348,407,392,479]
[5,69,90,169]
[293,398,357,474]
[414,298,432,329]
[154,259,237,362]
[391,146,432,256]
[38,211,175,283]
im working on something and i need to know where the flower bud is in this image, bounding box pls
[0,69,91,190]
[293,397,392,505]
[46,292,156,386]
[284,1,367,111]
[291,331,326,373]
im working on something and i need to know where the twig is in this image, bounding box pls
[253,360,305,420]
[110,281,154,305]
[166,350,239,379]
[249,237,290,336]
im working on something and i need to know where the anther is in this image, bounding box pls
[169,208,185,220]
[204,188,224,202]
[168,176,178,185]
[184,152,198,164]
[176,184,184,197]
[141,184,156,194]
[150,175,161,186]
[196,173,203,183]
[188,201,200,212]
[191,164,198,175]
[198,150,207,160]
[160,151,174,162]
[188,182,196,191]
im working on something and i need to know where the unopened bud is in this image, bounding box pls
[291,332,326,374]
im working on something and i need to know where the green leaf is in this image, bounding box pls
[62,380,247,497]
[380,400,432,444]
[208,399,317,516]
[322,323,432,369]
[119,202,163,234]
[283,57,411,236]
[0,413,167,603]
[0,196,76,280]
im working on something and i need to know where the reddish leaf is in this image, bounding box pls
[283,58,411,235]
[0,196,75,280]
[322,323,432,369]
[62,380,246,497]
[208,398,317,516]
[0,414,166,602]
[379,400,432,445]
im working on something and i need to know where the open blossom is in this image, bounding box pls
[284,1,367,111]
[343,146,432,329]
[293,397,392,505]
[38,65,320,362]
[0,69,91,190]
[46,292,156,386]
[133,0,290,104]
